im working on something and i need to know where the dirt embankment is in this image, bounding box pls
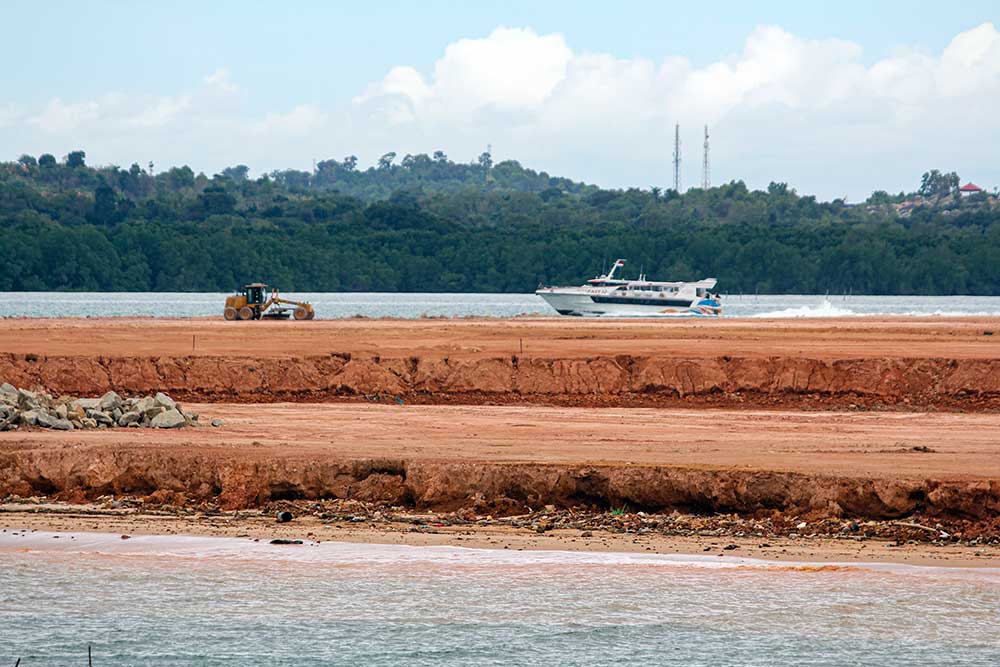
[2,352,1000,409]
[3,446,999,521]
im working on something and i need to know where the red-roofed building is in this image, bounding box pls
[959,182,984,196]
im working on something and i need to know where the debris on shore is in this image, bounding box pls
[0,384,199,431]
[7,495,994,549]
[262,499,999,546]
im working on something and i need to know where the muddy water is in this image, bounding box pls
[2,532,999,665]
[3,292,1000,318]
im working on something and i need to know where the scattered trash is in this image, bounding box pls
[269,538,303,545]
[276,510,293,523]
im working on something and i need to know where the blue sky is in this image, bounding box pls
[2,1,999,199]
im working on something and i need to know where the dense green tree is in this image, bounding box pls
[220,165,250,181]
[196,185,237,215]
[66,150,86,168]
[919,170,960,197]
[0,152,997,294]
[377,152,397,170]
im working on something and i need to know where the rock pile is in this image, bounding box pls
[0,384,202,431]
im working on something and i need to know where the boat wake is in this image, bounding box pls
[751,299,856,318]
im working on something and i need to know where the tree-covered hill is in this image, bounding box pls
[1,151,998,294]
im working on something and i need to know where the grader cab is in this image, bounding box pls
[223,283,315,321]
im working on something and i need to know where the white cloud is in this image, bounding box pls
[4,25,999,198]
[28,97,103,132]
[353,22,1000,198]
[204,67,238,94]
[129,95,193,128]
[251,104,326,135]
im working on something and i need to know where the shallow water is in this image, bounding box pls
[1,532,998,665]
[1,292,1000,319]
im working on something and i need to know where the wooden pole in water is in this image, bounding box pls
[88,645,92,666]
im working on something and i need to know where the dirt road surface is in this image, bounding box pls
[4,403,999,478]
[3,404,998,520]
[3,316,999,360]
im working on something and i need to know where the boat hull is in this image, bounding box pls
[536,290,721,317]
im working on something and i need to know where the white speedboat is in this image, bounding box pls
[536,260,722,317]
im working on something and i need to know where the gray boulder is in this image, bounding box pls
[86,409,115,426]
[99,391,123,412]
[17,389,39,410]
[71,398,101,411]
[36,411,73,430]
[133,396,156,412]
[153,392,177,410]
[65,402,83,419]
[0,383,17,404]
[210,418,224,427]
[151,408,186,429]
[143,405,165,421]
[37,410,73,431]
[118,411,141,427]
[55,404,68,420]
[19,410,39,426]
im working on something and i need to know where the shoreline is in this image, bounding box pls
[4,502,999,569]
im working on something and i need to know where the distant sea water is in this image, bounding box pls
[2,532,999,666]
[2,292,1000,319]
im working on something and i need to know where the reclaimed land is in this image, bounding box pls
[1,316,1000,409]
[1,316,1000,559]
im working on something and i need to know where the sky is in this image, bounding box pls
[2,0,999,200]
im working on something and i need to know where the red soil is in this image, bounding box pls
[1,317,1000,409]
[2,404,998,519]
[1,317,998,524]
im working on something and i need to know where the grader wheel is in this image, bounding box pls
[306,310,315,320]
[293,307,310,321]
[223,307,238,321]
[238,306,254,321]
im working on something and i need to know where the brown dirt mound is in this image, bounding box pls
[2,352,1000,410]
[2,445,997,520]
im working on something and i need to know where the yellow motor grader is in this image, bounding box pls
[223,283,316,321]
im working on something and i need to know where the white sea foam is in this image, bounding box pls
[3,531,998,581]
[751,299,857,318]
